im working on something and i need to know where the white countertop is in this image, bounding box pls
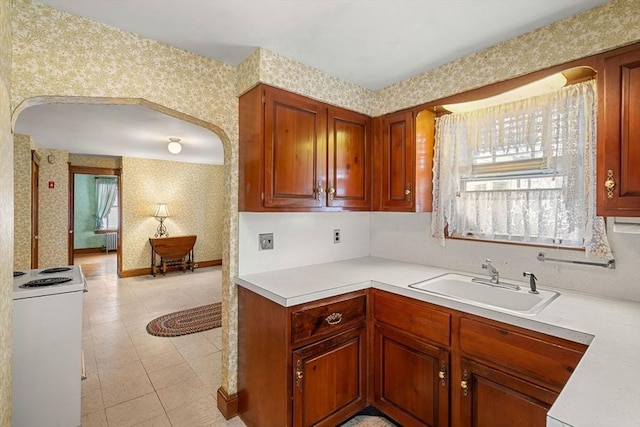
[235,256,640,427]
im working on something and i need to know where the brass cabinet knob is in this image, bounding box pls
[315,180,325,201]
[328,184,336,202]
[605,169,616,199]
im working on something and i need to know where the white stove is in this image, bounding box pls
[13,265,86,299]
[12,265,86,427]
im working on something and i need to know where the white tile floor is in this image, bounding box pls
[79,260,393,427]
[81,265,246,427]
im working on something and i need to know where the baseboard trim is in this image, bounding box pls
[196,259,222,268]
[119,259,222,278]
[119,267,149,278]
[216,387,239,419]
[74,247,105,254]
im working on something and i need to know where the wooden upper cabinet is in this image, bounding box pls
[598,43,640,216]
[327,107,371,209]
[374,108,435,211]
[264,87,327,209]
[239,84,371,211]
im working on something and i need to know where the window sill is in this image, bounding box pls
[446,235,585,252]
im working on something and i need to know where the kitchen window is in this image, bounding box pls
[431,79,613,259]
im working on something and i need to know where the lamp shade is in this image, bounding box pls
[154,203,170,218]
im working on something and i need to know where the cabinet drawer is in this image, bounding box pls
[373,291,450,347]
[459,317,586,390]
[291,294,366,345]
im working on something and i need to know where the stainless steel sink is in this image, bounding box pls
[408,273,560,315]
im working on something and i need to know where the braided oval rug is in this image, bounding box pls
[146,302,222,337]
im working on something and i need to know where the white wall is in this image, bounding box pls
[237,211,639,302]
[370,212,640,302]
[238,212,370,275]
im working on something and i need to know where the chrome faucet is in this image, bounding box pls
[523,272,539,294]
[482,259,500,284]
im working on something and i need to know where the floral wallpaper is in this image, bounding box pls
[237,48,377,116]
[4,0,639,412]
[11,0,241,393]
[236,0,640,118]
[121,157,225,272]
[69,154,121,169]
[0,0,11,422]
[375,0,640,114]
[36,148,69,267]
[13,133,31,269]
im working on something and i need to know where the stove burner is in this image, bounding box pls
[40,267,73,274]
[20,277,73,287]
[13,271,26,278]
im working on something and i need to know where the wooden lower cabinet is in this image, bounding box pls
[238,287,586,427]
[374,325,449,427]
[293,327,366,427]
[371,290,586,427]
[237,287,367,427]
[459,358,558,427]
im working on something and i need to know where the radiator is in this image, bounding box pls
[105,233,117,252]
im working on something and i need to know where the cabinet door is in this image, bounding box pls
[458,358,557,427]
[379,110,415,211]
[264,87,327,208]
[292,327,366,427]
[327,107,371,209]
[599,46,640,216]
[374,326,449,427]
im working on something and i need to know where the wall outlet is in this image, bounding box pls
[333,229,341,244]
[259,233,274,250]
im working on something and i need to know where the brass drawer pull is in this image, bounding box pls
[325,312,343,325]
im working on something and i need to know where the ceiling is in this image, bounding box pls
[15,103,225,165]
[16,0,609,164]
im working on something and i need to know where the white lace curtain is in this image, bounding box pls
[431,79,613,259]
[95,177,117,230]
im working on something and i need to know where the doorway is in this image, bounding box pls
[14,96,227,277]
[68,165,121,273]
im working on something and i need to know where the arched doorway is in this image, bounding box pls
[12,94,240,418]
[13,96,230,277]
